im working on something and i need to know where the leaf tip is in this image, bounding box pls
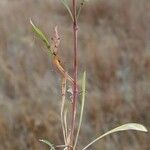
[138,124,148,132]
[127,123,148,132]
[30,19,35,28]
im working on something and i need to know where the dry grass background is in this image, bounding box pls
[0,0,149,149]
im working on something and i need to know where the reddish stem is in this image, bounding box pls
[70,0,78,148]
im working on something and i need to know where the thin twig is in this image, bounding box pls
[61,77,67,144]
[73,72,86,150]
[64,109,68,139]
[77,0,87,20]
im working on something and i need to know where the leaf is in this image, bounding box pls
[82,123,148,150]
[73,71,86,150]
[30,19,52,55]
[60,0,73,21]
[39,139,55,150]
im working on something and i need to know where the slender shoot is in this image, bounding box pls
[73,71,86,150]
[60,0,74,21]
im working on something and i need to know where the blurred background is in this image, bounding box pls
[0,0,149,149]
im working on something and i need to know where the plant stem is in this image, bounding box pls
[70,0,78,148]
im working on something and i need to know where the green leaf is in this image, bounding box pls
[39,139,55,150]
[30,19,52,55]
[60,0,73,21]
[82,123,148,150]
[73,71,86,150]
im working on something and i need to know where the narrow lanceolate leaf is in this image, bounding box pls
[82,123,148,150]
[30,19,52,55]
[60,0,73,21]
[73,71,86,150]
[39,139,55,150]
